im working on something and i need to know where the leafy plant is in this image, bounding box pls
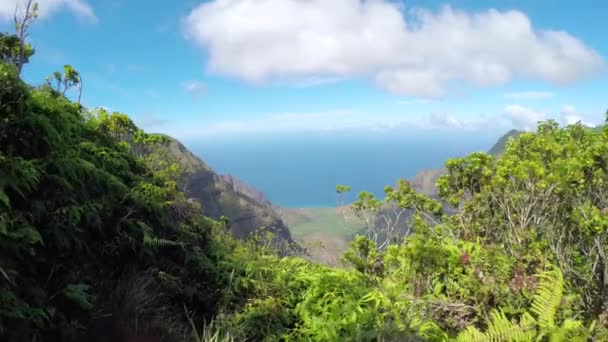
[456,267,589,342]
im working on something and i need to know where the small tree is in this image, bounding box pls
[335,184,357,233]
[46,65,83,103]
[351,180,442,250]
[13,0,38,74]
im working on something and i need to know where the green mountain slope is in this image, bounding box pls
[160,136,294,243]
[488,129,522,155]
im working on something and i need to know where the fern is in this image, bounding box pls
[456,326,486,342]
[548,319,586,342]
[485,310,535,342]
[143,236,184,248]
[185,305,234,342]
[455,309,536,342]
[455,267,579,342]
[531,266,563,334]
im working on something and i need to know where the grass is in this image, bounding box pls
[280,207,364,240]
[279,207,366,266]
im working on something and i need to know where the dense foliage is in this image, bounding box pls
[0,47,241,340]
[207,119,608,341]
[3,21,608,340]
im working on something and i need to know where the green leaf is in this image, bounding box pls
[63,284,94,311]
[0,189,9,208]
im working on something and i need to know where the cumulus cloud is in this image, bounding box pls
[183,0,604,98]
[560,105,594,126]
[429,112,462,128]
[182,80,207,98]
[290,76,345,88]
[0,0,97,22]
[503,105,547,130]
[503,91,554,100]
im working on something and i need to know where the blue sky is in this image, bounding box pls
[1,0,607,141]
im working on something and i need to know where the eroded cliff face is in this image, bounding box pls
[410,166,446,197]
[161,136,294,243]
[217,174,274,208]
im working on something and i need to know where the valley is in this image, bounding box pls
[3,1,607,340]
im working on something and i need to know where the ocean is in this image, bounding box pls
[186,130,499,208]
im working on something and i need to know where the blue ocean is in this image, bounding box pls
[185,130,500,208]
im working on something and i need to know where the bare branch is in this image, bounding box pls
[12,0,37,74]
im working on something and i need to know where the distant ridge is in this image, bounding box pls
[410,129,522,196]
[488,129,522,155]
[160,136,295,243]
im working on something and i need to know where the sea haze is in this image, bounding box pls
[186,130,500,208]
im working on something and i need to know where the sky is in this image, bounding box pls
[1,0,607,142]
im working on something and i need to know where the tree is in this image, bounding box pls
[335,184,359,233]
[0,62,230,340]
[0,32,32,67]
[46,65,83,103]
[350,180,442,250]
[437,120,608,317]
[12,0,38,74]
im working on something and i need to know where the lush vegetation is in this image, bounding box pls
[210,118,608,341]
[0,46,234,341]
[3,8,608,340]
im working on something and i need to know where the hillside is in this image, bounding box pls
[161,136,294,242]
[3,54,608,341]
[488,129,522,155]
[278,206,365,265]
[5,5,608,341]
[409,129,522,196]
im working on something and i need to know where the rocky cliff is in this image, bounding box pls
[161,136,294,243]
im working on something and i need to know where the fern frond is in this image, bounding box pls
[531,266,563,333]
[143,236,183,248]
[548,319,586,342]
[485,310,535,342]
[456,326,486,342]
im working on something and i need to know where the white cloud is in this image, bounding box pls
[0,0,97,23]
[290,76,345,88]
[183,1,604,98]
[560,105,594,126]
[173,110,427,137]
[429,112,462,128]
[503,104,547,130]
[182,80,207,98]
[375,69,446,98]
[503,91,554,100]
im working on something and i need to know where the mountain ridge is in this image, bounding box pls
[160,136,295,243]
